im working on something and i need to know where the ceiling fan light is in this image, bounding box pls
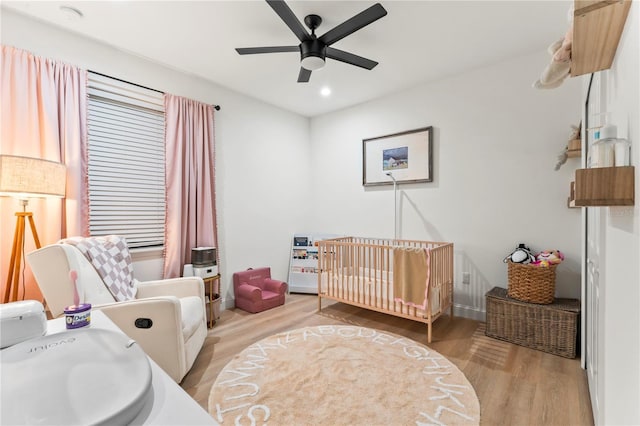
[301,55,325,71]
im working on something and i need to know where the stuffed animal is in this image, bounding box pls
[503,244,535,264]
[555,124,581,171]
[532,250,565,267]
[533,7,573,90]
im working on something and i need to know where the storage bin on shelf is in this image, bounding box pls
[506,261,557,304]
[212,294,221,322]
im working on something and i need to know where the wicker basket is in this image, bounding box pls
[507,261,557,304]
[485,287,580,358]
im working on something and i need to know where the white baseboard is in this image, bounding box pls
[453,303,485,322]
[222,298,234,311]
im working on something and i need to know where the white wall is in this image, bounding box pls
[1,9,313,308]
[594,2,640,423]
[310,50,583,319]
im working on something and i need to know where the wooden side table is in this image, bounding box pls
[203,274,221,328]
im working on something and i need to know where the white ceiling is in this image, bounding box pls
[2,0,573,117]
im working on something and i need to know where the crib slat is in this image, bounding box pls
[385,245,390,311]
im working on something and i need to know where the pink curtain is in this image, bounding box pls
[163,94,218,278]
[0,45,88,301]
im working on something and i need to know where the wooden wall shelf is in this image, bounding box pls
[568,181,579,208]
[567,139,582,158]
[571,0,632,77]
[575,166,635,206]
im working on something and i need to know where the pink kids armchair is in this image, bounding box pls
[233,267,287,313]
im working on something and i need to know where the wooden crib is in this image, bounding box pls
[317,236,454,343]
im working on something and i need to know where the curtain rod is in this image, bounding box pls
[88,70,221,111]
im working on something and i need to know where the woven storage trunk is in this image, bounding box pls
[485,287,580,358]
[507,261,557,304]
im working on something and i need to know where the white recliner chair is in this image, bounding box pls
[27,243,207,383]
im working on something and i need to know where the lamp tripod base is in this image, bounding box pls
[3,212,41,303]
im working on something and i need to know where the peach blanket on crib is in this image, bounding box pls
[393,247,430,309]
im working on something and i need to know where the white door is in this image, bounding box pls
[584,72,605,425]
[585,205,605,424]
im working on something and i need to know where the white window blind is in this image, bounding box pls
[87,72,166,248]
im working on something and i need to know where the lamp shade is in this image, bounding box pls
[0,155,66,198]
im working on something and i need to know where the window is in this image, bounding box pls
[87,72,166,248]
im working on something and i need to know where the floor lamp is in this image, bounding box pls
[0,155,66,304]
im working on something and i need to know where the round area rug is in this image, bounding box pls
[209,325,480,425]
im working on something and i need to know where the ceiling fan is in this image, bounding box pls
[236,0,388,83]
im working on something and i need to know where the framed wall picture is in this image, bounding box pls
[362,126,433,186]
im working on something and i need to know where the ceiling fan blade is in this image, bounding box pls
[266,0,310,43]
[236,46,299,55]
[298,67,312,83]
[319,3,387,46]
[326,47,378,70]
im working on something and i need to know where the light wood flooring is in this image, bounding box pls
[181,294,594,425]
